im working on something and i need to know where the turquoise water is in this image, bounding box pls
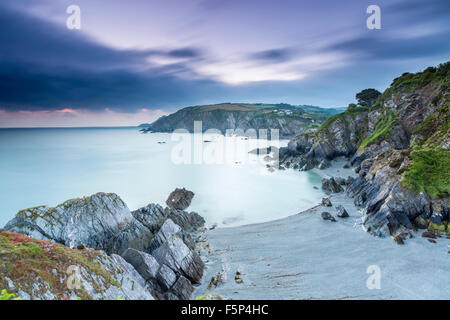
[0,128,323,227]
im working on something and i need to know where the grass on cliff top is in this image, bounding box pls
[360,110,399,149]
[316,106,369,134]
[0,231,119,300]
[402,147,450,199]
[380,62,449,101]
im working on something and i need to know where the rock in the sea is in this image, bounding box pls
[321,178,343,193]
[166,188,195,210]
[336,205,349,218]
[322,198,332,207]
[321,212,337,222]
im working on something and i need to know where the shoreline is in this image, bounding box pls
[193,160,450,300]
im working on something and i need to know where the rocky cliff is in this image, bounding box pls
[279,62,449,241]
[2,189,206,300]
[143,103,341,137]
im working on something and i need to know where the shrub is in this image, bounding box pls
[402,147,450,198]
[0,289,21,300]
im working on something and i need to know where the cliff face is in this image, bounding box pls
[144,103,340,137]
[3,190,206,300]
[280,62,449,240]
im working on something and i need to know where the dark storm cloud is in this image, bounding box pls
[328,32,450,61]
[250,48,294,64]
[326,0,450,63]
[0,2,220,112]
[167,48,203,59]
[387,0,450,19]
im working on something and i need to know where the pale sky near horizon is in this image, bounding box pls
[0,0,449,127]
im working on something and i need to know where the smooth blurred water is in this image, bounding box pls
[0,128,324,227]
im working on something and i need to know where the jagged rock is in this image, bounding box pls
[343,162,351,168]
[346,176,355,186]
[322,198,332,207]
[321,178,343,193]
[121,248,160,281]
[393,235,404,244]
[335,177,346,185]
[422,231,438,239]
[155,264,177,292]
[321,212,336,222]
[170,275,194,300]
[131,203,167,234]
[278,64,450,240]
[0,231,154,300]
[4,193,153,255]
[151,235,204,284]
[147,219,183,252]
[336,205,349,218]
[166,188,195,210]
[4,188,207,300]
[318,159,331,170]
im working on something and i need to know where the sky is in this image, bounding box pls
[0,0,449,127]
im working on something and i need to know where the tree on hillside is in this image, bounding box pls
[355,88,381,107]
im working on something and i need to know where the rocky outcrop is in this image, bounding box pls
[322,178,343,193]
[322,198,332,207]
[280,62,450,240]
[336,205,349,218]
[143,103,342,138]
[4,193,154,255]
[166,188,195,210]
[321,212,336,222]
[0,231,154,300]
[3,189,206,300]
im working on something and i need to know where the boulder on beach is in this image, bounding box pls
[336,205,349,218]
[321,177,343,193]
[322,198,332,207]
[321,212,337,222]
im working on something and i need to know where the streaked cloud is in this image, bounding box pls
[0,0,449,127]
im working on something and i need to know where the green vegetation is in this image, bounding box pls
[355,88,381,107]
[413,103,449,148]
[360,110,398,148]
[317,105,369,134]
[391,63,449,90]
[402,147,450,198]
[380,62,449,102]
[402,100,449,199]
[0,231,120,300]
[0,289,22,300]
